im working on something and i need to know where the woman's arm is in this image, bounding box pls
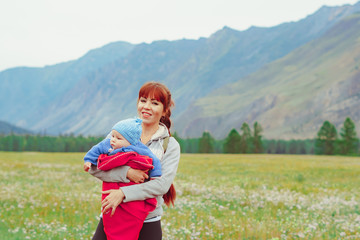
[121,137,180,202]
[89,165,131,183]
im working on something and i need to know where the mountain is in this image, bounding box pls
[0,121,33,135]
[0,2,359,138]
[0,41,134,128]
[176,13,360,139]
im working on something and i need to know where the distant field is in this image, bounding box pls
[0,152,359,239]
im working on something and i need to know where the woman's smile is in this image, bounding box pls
[141,111,152,118]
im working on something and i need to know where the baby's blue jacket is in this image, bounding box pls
[84,138,162,177]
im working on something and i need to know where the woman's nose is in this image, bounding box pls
[144,100,151,108]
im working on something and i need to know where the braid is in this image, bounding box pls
[160,109,172,134]
[160,90,174,134]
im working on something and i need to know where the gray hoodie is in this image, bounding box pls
[89,123,180,220]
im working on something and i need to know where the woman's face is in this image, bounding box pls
[137,96,165,126]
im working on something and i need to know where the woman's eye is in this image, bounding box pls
[152,101,159,105]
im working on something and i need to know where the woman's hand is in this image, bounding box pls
[127,168,149,183]
[101,189,125,216]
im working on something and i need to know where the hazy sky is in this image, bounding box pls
[0,0,358,71]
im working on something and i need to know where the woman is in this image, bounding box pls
[90,81,180,240]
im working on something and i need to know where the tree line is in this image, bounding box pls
[0,117,358,155]
[173,117,359,155]
[0,134,103,152]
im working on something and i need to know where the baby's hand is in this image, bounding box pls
[83,162,92,172]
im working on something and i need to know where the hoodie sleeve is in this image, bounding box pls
[121,137,180,202]
[84,138,111,165]
[88,165,131,183]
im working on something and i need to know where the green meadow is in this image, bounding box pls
[0,152,359,239]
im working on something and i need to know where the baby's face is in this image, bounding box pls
[110,130,131,149]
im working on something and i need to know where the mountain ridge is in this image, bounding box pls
[0,120,33,135]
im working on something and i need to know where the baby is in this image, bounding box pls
[83,117,161,177]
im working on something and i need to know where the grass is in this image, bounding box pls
[0,152,359,239]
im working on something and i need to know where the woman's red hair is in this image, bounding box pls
[138,82,176,207]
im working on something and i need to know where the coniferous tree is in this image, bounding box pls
[239,122,252,153]
[298,141,307,154]
[199,131,215,153]
[289,140,298,154]
[172,132,185,153]
[339,117,359,155]
[0,135,3,151]
[186,138,200,153]
[6,135,14,151]
[315,121,337,155]
[253,122,263,153]
[223,129,241,153]
[264,139,277,154]
[12,135,21,151]
[275,140,286,154]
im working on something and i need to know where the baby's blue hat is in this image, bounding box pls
[112,118,142,145]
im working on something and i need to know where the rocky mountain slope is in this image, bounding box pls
[175,13,360,139]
